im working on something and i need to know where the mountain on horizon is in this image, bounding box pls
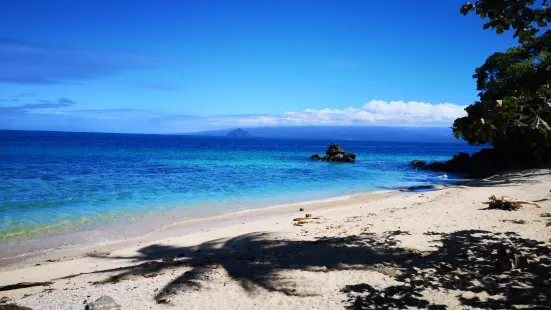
[181,126,460,143]
[226,128,252,138]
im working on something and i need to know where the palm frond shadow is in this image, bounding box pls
[78,229,550,309]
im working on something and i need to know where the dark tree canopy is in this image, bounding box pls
[461,0,551,43]
[474,31,551,102]
[452,31,551,165]
[442,1,551,170]
[414,1,551,173]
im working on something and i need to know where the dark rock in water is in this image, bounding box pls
[339,153,356,163]
[410,160,426,167]
[452,152,471,167]
[326,144,345,156]
[310,154,322,160]
[226,128,251,138]
[310,144,356,163]
[0,305,33,310]
[425,152,472,172]
[85,296,121,310]
[418,148,506,176]
[471,148,497,169]
[424,161,447,171]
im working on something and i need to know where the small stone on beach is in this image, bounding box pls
[85,296,121,310]
[156,299,170,304]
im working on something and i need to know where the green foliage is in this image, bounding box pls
[452,31,551,164]
[461,0,551,43]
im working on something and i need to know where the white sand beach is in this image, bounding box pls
[1,169,550,309]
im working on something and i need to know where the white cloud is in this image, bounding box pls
[1,99,468,133]
[212,100,467,128]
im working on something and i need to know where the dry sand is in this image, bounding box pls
[1,169,550,309]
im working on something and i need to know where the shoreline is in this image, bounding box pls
[0,188,401,269]
[0,169,549,309]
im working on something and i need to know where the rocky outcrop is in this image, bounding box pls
[410,148,524,176]
[310,144,356,163]
[326,144,345,157]
[411,152,476,173]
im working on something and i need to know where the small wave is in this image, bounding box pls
[228,190,394,216]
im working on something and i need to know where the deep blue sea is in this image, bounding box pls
[0,130,479,243]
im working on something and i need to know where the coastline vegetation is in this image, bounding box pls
[419,1,551,174]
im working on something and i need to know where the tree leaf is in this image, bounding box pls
[539,116,551,131]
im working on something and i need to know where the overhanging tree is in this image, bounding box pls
[460,0,551,44]
[452,1,551,167]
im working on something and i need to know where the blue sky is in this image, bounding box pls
[0,0,516,133]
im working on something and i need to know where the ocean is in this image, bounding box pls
[0,130,479,244]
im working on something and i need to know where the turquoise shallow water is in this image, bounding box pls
[0,130,479,242]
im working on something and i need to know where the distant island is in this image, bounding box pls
[185,126,463,143]
[226,128,251,138]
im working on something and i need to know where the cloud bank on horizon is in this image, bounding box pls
[0,96,467,133]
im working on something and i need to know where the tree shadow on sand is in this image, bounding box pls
[65,229,551,309]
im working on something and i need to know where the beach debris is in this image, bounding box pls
[0,297,11,304]
[293,218,305,221]
[0,282,53,292]
[156,298,170,304]
[305,213,312,218]
[485,195,541,211]
[501,219,527,224]
[424,231,441,236]
[299,208,305,211]
[85,296,121,310]
[0,304,33,310]
[143,273,158,278]
[42,288,55,294]
[161,257,175,262]
[45,259,59,263]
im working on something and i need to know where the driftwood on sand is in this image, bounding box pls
[485,195,541,211]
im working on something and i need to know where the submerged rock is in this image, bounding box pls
[85,296,121,310]
[410,160,426,168]
[310,144,356,163]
